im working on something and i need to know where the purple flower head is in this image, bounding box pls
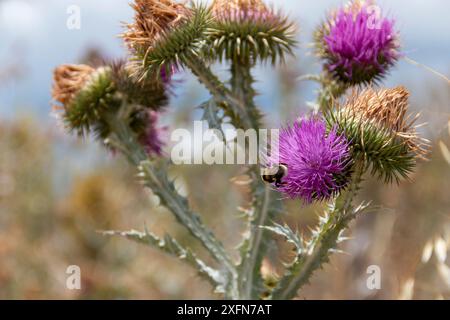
[270,115,351,204]
[319,0,400,84]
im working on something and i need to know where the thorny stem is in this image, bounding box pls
[182,54,255,131]
[183,53,282,299]
[317,74,349,112]
[270,164,365,300]
[239,177,279,300]
[228,62,284,299]
[230,61,261,130]
[228,61,281,299]
[105,111,239,298]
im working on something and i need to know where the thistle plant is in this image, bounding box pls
[51,0,429,300]
[311,0,401,110]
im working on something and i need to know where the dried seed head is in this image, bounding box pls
[344,86,428,158]
[52,65,116,137]
[121,1,210,81]
[211,0,270,20]
[122,0,191,53]
[325,86,429,183]
[52,64,95,109]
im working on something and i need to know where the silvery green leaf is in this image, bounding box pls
[262,222,303,255]
[102,229,226,293]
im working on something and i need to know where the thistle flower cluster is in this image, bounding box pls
[51,62,167,156]
[208,0,296,63]
[49,0,431,300]
[270,86,428,201]
[271,116,351,203]
[122,0,211,80]
[315,0,400,85]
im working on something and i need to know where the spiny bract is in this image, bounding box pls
[207,0,296,64]
[122,0,212,81]
[325,86,428,183]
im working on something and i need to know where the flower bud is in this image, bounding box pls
[52,64,95,110]
[208,0,296,64]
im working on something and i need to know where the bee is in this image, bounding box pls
[261,163,288,187]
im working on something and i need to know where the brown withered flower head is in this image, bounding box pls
[52,64,95,110]
[326,86,430,183]
[122,0,191,54]
[344,86,428,159]
[211,0,270,19]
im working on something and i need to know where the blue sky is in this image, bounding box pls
[1,0,449,122]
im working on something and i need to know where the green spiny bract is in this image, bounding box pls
[207,0,296,64]
[52,62,168,143]
[324,87,428,183]
[110,60,169,109]
[123,0,213,81]
[60,66,118,138]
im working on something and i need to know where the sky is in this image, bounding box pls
[0,0,449,121]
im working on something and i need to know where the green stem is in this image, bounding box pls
[182,54,255,131]
[228,61,281,299]
[317,74,349,112]
[106,113,239,298]
[239,171,281,299]
[270,165,365,300]
[230,61,262,130]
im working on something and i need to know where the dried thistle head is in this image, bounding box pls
[52,64,95,110]
[122,0,191,53]
[122,0,211,80]
[325,86,429,183]
[207,0,296,64]
[211,0,270,18]
[52,64,116,137]
[346,87,427,158]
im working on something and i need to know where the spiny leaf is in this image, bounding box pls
[200,99,228,145]
[102,229,226,293]
[136,159,237,290]
[270,168,372,300]
[262,223,303,255]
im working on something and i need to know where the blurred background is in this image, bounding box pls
[0,0,449,299]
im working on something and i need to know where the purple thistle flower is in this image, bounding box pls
[270,116,351,204]
[319,1,400,84]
